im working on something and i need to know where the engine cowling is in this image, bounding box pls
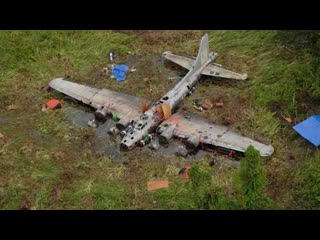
[95,107,112,122]
[116,117,130,131]
[185,135,200,149]
[158,125,176,146]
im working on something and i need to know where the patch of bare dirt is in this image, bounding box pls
[296,91,320,116]
[59,171,74,182]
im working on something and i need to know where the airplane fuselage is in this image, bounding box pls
[120,52,218,151]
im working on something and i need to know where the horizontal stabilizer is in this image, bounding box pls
[163,51,247,80]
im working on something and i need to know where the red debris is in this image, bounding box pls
[215,102,224,107]
[201,100,213,110]
[179,166,192,179]
[147,180,169,191]
[45,99,63,110]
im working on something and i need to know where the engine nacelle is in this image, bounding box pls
[116,117,130,131]
[95,107,112,122]
[158,125,175,146]
[185,135,200,149]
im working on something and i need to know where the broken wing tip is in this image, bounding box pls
[259,145,274,157]
[241,73,248,80]
[49,77,64,87]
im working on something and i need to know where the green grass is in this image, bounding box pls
[0,30,319,209]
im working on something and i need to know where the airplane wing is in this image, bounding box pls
[157,110,274,157]
[162,51,248,80]
[49,78,150,119]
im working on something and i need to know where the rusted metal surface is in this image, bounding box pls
[49,33,274,157]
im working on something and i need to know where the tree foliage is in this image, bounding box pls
[239,145,270,209]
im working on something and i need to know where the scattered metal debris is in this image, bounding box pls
[193,105,203,112]
[108,126,119,136]
[97,65,114,77]
[41,104,47,111]
[130,67,137,72]
[175,145,189,157]
[193,99,203,112]
[43,99,63,110]
[215,101,224,108]
[178,166,192,179]
[87,119,98,128]
[109,52,116,62]
[201,100,213,110]
[147,180,169,191]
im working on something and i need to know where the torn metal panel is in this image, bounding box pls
[158,110,274,156]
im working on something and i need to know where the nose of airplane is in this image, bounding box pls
[120,143,129,151]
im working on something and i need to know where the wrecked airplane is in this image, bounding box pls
[49,34,274,158]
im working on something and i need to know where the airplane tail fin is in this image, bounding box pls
[193,33,210,70]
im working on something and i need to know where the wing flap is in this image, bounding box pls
[158,110,273,156]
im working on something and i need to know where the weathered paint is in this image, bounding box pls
[49,33,273,157]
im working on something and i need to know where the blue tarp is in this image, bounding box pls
[112,64,129,81]
[293,115,320,147]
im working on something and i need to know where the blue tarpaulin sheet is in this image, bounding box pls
[112,64,129,81]
[293,115,320,147]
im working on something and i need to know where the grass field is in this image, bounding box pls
[1,30,320,209]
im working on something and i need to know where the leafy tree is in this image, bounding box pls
[188,164,212,209]
[239,145,271,209]
[188,164,242,210]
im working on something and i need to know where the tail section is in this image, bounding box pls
[193,33,210,70]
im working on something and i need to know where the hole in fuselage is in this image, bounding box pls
[131,137,134,140]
